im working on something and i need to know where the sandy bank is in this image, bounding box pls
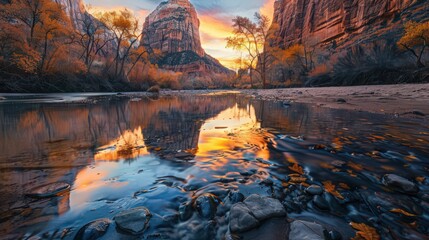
[160,83,429,118]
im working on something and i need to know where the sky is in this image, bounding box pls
[85,0,275,69]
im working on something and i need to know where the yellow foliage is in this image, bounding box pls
[398,21,429,50]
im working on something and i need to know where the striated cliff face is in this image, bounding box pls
[141,0,232,76]
[270,0,429,50]
[54,0,88,31]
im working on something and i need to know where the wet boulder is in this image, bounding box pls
[225,190,244,204]
[193,193,220,219]
[243,194,286,221]
[179,202,193,221]
[382,174,419,194]
[306,185,323,195]
[114,207,152,235]
[229,203,260,233]
[229,194,287,233]
[27,182,70,198]
[74,218,111,240]
[289,220,325,240]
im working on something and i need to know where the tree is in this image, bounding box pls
[0,0,72,74]
[271,43,315,85]
[226,13,275,88]
[75,14,114,73]
[398,21,429,68]
[95,9,146,80]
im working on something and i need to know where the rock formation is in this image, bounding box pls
[270,0,429,50]
[54,0,88,32]
[141,0,233,76]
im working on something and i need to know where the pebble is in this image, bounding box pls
[382,174,419,194]
[306,185,323,195]
[114,207,152,235]
[74,218,111,240]
[193,193,220,219]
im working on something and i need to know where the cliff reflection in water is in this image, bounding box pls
[0,94,428,238]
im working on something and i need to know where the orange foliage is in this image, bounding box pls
[350,222,380,240]
[289,163,304,174]
[323,181,344,200]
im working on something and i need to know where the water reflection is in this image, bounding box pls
[0,94,428,239]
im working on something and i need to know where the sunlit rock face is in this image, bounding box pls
[141,0,233,76]
[54,0,87,31]
[270,0,429,49]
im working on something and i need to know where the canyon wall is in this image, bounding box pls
[270,0,429,50]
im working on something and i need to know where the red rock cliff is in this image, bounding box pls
[141,0,232,76]
[270,0,429,49]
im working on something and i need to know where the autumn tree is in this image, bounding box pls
[272,43,316,85]
[226,13,275,88]
[398,21,429,68]
[75,14,114,73]
[96,9,147,80]
[0,0,73,74]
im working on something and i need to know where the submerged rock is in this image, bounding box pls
[382,174,419,194]
[74,218,111,240]
[27,182,70,198]
[114,207,152,235]
[243,194,286,221]
[194,193,220,219]
[289,220,325,240]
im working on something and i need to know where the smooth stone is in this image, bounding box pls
[289,220,325,240]
[114,207,152,235]
[27,182,70,198]
[229,203,259,233]
[382,174,419,194]
[329,230,342,240]
[243,194,286,221]
[226,190,245,204]
[179,202,193,221]
[194,193,220,219]
[306,185,323,195]
[74,218,111,240]
[313,195,329,210]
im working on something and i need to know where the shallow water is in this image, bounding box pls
[0,94,428,239]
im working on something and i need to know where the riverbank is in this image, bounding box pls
[156,83,429,118]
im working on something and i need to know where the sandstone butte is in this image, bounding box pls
[140,0,233,76]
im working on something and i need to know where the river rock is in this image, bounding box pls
[229,203,260,233]
[27,182,70,198]
[193,193,220,219]
[114,207,152,235]
[243,194,286,221]
[382,174,419,194]
[289,220,325,240]
[306,185,323,195]
[225,190,245,204]
[74,218,111,240]
[313,195,329,210]
[179,202,193,221]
